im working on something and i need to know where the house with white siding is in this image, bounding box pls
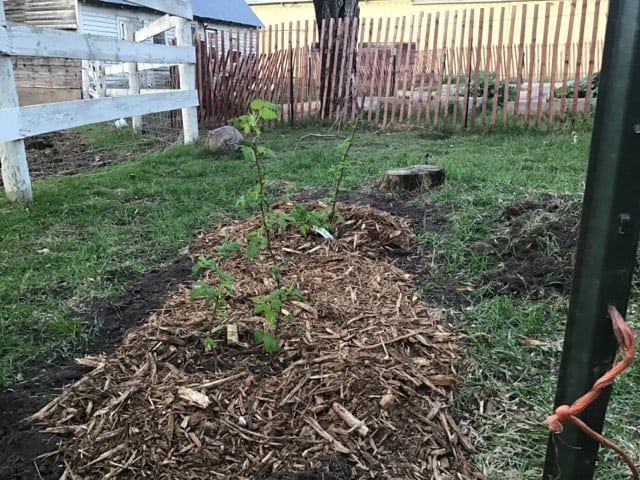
[78,0,262,95]
[6,0,262,102]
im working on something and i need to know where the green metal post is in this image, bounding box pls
[543,1,640,479]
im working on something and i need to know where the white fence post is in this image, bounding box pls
[124,22,142,132]
[175,17,198,144]
[0,0,32,202]
[0,0,198,201]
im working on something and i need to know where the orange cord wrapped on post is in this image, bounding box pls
[546,305,638,479]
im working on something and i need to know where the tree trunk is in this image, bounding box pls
[313,0,359,119]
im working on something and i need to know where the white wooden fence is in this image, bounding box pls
[0,0,199,202]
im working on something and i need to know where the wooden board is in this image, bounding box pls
[0,90,198,142]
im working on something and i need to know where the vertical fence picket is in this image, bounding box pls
[320,18,333,119]
[536,2,551,127]
[470,8,484,128]
[481,8,494,127]
[524,4,539,125]
[424,12,440,128]
[461,9,474,128]
[351,16,366,121]
[584,0,602,116]
[491,7,505,128]
[398,14,416,126]
[560,1,577,121]
[548,1,564,129]
[406,12,423,125]
[572,0,589,117]
[433,11,449,128]
[382,16,399,128]
[513,4,527,121]
[335,18,349,122]
[390,16,406,125]
[375,17,391,127]
[502,6,517,126]
[452,10,466,129]
[416,13,431,127]
[443,10,458,127]
[367,18,383,124]
[295,24,301,113]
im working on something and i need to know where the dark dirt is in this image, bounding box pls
[0,257,193,479]
[1,126,175,186]
[478,194,581,298]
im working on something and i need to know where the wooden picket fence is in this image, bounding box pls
[194,0,606,130]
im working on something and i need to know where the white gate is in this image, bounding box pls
[0,0,199,202]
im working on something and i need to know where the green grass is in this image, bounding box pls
[0,143,256,382]
[2,123,637,479]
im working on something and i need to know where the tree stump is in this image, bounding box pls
[379,165,445,192]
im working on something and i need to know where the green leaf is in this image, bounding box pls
[256,145,274,158]
[259,108,278,120]
[248,183,263,202]
[253,328,265,342]
[269,265,282,281]
[239,145,256,162]
[203,337,217,350]
[236,194,248,209]
[247,234,267,260]
[218,270,236,286]
[190,281,218,303]
[192,256,218,277]
[338,137,352,155]
[250,99,268,111]
[214,241,242,257]
[262,331,280,353]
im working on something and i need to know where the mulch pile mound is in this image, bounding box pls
[29,201,477,479]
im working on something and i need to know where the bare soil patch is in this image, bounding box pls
[479,194,581,298]
[1,124,176,186]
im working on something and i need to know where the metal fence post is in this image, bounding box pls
[543,1,640,479]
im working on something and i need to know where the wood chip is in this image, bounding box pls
[177,387,210,409]
[332,402,369,437]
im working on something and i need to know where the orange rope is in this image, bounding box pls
[546,305,638,480]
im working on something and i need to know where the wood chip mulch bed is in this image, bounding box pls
[28,201,479,479]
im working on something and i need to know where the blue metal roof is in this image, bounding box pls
[98,0,262,27]
[191,0,262,27]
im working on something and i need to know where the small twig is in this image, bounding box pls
[193,372,246,389]
[293,133,342,154]
[33,460,44,480]
[358,329,428,350]
[304,417,351,454]
[378,335,390,360]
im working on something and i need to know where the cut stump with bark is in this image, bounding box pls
[379,165,445,192]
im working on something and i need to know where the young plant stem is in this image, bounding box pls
[252,138,280,285]
[329,120,358,222]
[211,297,221,329]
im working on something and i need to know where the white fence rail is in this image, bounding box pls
[0,0,199,202]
